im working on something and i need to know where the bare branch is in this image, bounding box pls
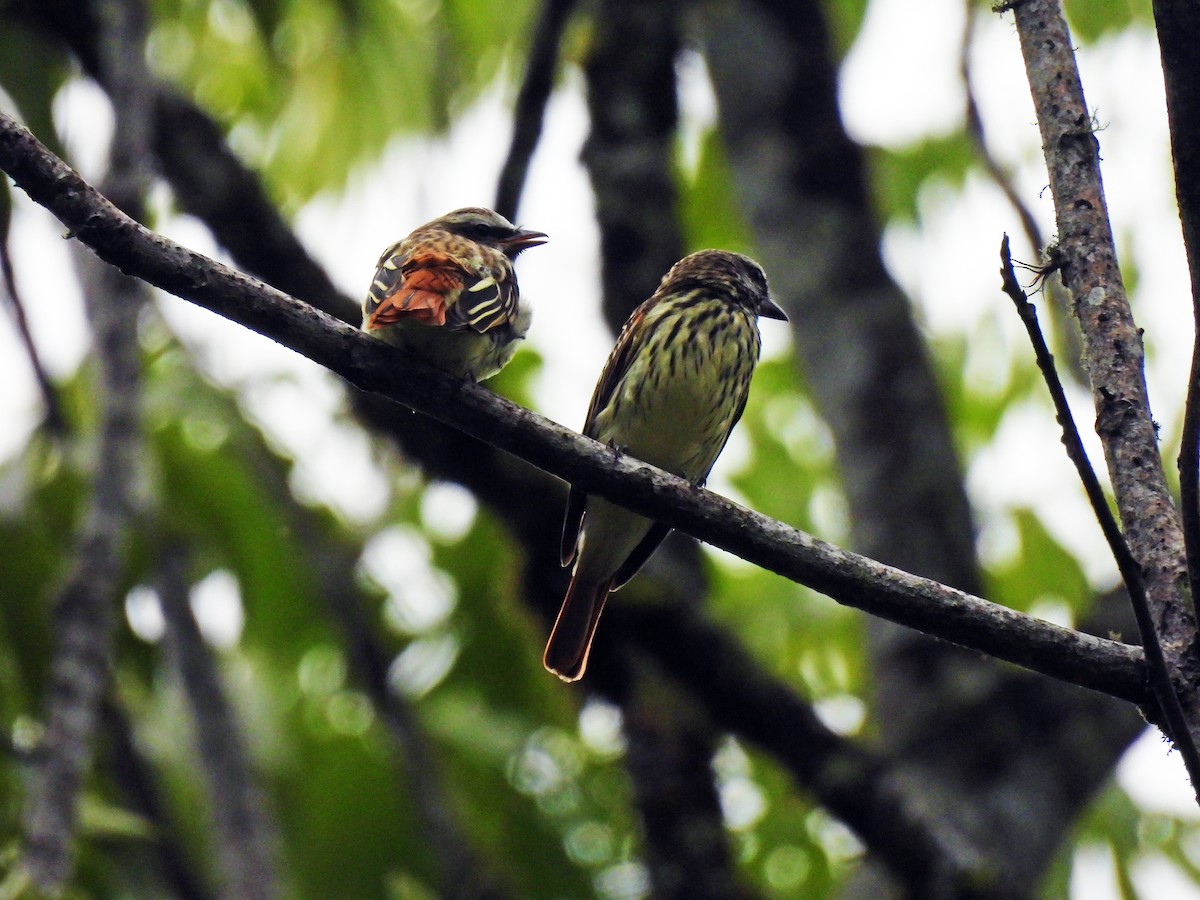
[157,544,280,900]
[998,240,1132,591]
[0,111,1149,706]
[582,0,684,331]
[20,0,151,885]
[0,188,67,434]
[494,0,575,221]
[1007,0,1200,793]
[1000,235,1174,733]
[101,699,213,900]
[1152,0,1200,690]
[963,6,1041,254]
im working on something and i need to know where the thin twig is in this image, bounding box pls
[999,235,1173,723]
[999,237,1126,569]
[1151,0,1200,647]
[0,111,1151,705]
[1007,0,1200,795]
[157,543,279,900]
[101,699,213,900]
[494,0,575,221]
[0,192,67,434]
[963,0,1086,383]
[20,0,152,886]
[222,410,506,898]
[965,0,1096,390]
[963,8,1041,254]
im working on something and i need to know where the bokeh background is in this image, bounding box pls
[1,0,1197,897]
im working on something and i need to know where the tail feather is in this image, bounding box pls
[543,573,613,682]
[367,289,448,327]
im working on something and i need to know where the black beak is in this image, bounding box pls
[500,227,549,254]
[758,296,789,321]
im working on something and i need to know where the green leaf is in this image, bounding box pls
[988,507,1091,617]
[869,131,976,224]
[77,795,155,841]
[680,128,754,254]
[0,22,71,159]
[143,0,539,205]
[1064,0,1152,44]
[825,0,871,58]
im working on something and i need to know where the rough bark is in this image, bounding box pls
[20,0,150,887]
[158,546,280,900]
[1010,0,1200,787]
[700,0,1149,893]
[580,4,746,894]
[0,112,1152,891]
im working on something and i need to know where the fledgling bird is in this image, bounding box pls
[545,249,787,682]
[362,207,547,381]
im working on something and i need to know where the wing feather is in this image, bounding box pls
[561,299,657,566]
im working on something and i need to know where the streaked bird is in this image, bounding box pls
[545,250,787,681]
[362,207,547,381]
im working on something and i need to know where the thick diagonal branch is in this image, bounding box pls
[1009,0,1200,793]
[1153,0,1200,680]
[494,0,576,221]
[0,112,1148,705]
[20,0,150,886]
[157,544,280,900]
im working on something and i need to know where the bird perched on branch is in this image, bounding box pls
[545,250,788,682]
[362,207,547,381]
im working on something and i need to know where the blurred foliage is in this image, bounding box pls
[0,20,71,160]
[680,130,755,256]
[0,0,1192,897]
[1062,0,1153,43]
[144,0,540,208]
[870,133,976,225]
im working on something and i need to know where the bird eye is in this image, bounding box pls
[471,222,494,238]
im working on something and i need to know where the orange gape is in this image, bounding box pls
[367,261,463,327]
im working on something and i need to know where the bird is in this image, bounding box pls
[545,249,788,681]
[362,207,547,381]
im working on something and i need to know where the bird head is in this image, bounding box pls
[435,207,548,258]
[663,249,789,322]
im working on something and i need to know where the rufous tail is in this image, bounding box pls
[367,288,448,327]
[543,573,612,682]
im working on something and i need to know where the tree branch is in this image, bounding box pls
[0,187,67,434]
[582,0,684,332]
[1152,0,1200,697]
[100,698,213,900]
[963,5,1041,256]
[1007,0,1200,792]
[20,0,150,885]
[577,3,750,894]
[0,111,1149,706]
[494,0,575,221]
[611,606,999,896]
[157,543,280,900]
